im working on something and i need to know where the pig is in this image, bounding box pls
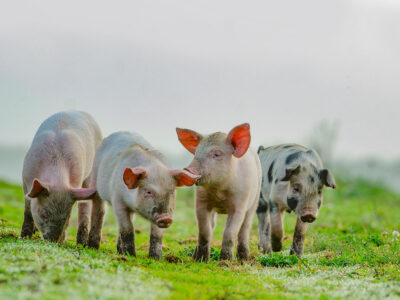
[176,123,262,262]
[89,131,199,259]
[256,144,336,257]
[21,110,102,243]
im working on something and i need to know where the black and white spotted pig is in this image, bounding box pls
[256,144,336,257]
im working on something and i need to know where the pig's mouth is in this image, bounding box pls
[156,213,173,228]
[183,168,201,185]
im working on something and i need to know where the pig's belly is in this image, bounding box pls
[207,199,228,214]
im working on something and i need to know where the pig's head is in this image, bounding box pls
[27,179,97,241]
[176,123,251,186]
[281,163,336,223]
[123,166,198,228]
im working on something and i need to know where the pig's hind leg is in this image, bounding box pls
[76,201,92,245]
[237,208,256,260]
[256,195,272,254]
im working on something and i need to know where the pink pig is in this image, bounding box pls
[176,123,262,261]
[21,111,102,243]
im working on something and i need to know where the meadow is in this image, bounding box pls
[0,178,399,299]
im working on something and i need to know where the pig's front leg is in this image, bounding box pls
[290,218,309,257]
[193,205,213,262]
[77,201,92,245]
[220,211,246,261]
[20,198,36,238]
[87,195,106,249]
[149,223,164,259]
[114,200,135,256]
[270,209,284,252]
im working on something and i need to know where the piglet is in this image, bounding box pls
[89,131,198,259]
[21,110,102,243]
[176,123,262,261]
[257,144,336,257]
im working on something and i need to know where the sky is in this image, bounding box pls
[1,0,400,159]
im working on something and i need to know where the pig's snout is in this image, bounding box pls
[184,167,199,176]
[300,212,316,223]
[156,214,173,228]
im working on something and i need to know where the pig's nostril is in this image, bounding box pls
[156,216,173,228]
[301,214,316,223]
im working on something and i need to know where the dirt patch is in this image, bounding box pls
[0,232,18,238]
[165,254,181,264]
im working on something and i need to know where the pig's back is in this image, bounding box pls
[258,144,323,197]
[23,111,102,190]
[93,131,156,200]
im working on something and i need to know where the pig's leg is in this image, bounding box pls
[114,199,135,256]
[257,196,272,254]
[220,210,246,261]
[237,207,256,260]
[87,194,106,249]
[149,223,164,259]
[211,211,217,231]
[20,197,36,238]
[270,208,285,252]
[290,218,309,257]
[76,201,92,245]
[193,206,214,262]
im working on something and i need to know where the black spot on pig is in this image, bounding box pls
[287,197,298,210]
[286,151,302,165]
[268,161,275,183]
[269,201,278,213]
[257,196,268,213]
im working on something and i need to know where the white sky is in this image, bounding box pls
[0,0,399,158]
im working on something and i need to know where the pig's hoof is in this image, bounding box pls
[193,245,210,262]
[87,239,100,250]
[20,230,33,239]
[117,244,136,257]
[220,249,233,261]
[289,248,302,257]
[237,244,249,260]
[149,251,162,260]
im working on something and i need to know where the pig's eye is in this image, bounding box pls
[40,210,49,219]
[293,185,302,193]
[144,190,153,197]
[211,150,223,159]
[318,189,322,195]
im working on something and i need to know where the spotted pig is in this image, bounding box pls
[257,144,336,257]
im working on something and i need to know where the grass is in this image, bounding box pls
[0,178,400,299]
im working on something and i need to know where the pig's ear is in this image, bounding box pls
[227,123,251,158]
[176,128,202,154]
[319,169,337,189]
[71,188,97,200]
[123,167,147,189]
[171,169,200,187]
[281,165,301,181]
[28,179,49,198]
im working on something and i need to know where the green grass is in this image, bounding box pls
[0,178,400,299]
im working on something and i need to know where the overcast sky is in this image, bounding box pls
[1,0,400,159]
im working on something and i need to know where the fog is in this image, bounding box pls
[1,1,400,185]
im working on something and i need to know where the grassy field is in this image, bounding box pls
[0,178,399,299]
